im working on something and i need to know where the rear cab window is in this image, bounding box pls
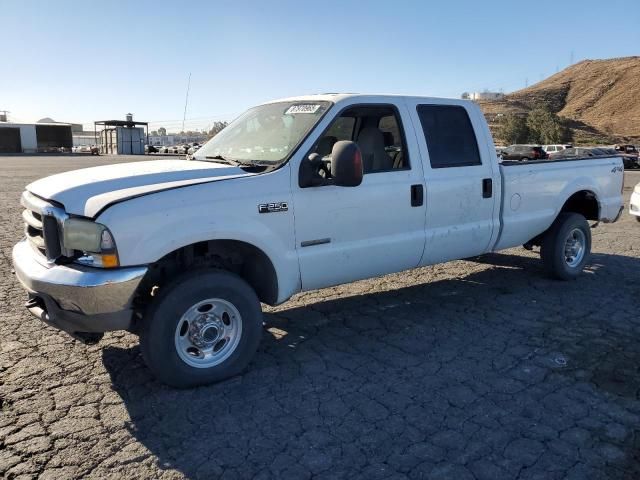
[415,105,481,168]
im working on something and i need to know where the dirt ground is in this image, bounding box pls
[1,155,639,479]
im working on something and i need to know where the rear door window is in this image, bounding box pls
[416,105,481,168]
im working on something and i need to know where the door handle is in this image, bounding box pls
[482,178,493,198]
[411,184,424,207]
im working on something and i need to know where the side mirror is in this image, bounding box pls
[331,141,363,187]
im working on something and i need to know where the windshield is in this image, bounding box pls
[194,101,331,165]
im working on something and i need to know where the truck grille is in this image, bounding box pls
[21,191,69,262]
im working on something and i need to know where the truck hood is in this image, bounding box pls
[26,159,251,217]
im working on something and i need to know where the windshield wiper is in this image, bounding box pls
[204,155,242,166]
[204,155,276,168]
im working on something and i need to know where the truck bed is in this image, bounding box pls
[494,155,623,251]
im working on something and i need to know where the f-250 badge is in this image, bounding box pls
[258,202,288,214]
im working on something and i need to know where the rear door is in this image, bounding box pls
[406,101,500,265]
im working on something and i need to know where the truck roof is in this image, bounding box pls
[262,93,473,107]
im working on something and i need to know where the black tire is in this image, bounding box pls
[636,216,640,223]
[140,269,263,388]
[521,157,529,162]
[540,213,591,280]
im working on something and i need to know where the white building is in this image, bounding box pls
[469,91,505,101]
[73,132,98,147]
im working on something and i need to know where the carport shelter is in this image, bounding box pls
[0,122,72,153]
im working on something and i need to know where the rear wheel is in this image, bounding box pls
[140,269,263,388]
[521,157,529,161]
[540,213,591,280]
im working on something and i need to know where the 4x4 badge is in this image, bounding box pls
[258,202,288,214]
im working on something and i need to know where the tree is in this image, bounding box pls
[209,121,228,137]
[150,130,158,136]
[498,114,529,144]
[526,107,572,144]
[158,127,167,136]
[461,92,470,100]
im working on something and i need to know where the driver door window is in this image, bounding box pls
[307,106,409,178]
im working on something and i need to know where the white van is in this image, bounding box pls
[543,144,572,154]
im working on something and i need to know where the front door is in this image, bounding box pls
[292,103,426,291]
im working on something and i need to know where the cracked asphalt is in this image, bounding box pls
[1,155,639,480]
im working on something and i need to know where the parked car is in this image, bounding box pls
[73,145,91,153]
[12,93,624,387]
[500,144,548,161]
[146,145,159,153]
[187,143,201,155]
[157,145,170,153]
[614,144,639,157]
[596,147,639,169]
[90,145,99,156]
[630,182,640,222]
[549,147,602,160]
[550,147,639,167]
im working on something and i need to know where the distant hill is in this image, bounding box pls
[478,56,640,144]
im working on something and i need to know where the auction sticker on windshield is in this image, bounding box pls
[285,104,322,114]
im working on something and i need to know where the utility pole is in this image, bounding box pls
[182,72,192,133]
[525,77,528,88]
[570,50,575,65]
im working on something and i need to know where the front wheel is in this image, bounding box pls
[540,213,591,280]
[140,269,263,388]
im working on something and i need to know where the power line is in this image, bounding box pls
[181,72,191,133]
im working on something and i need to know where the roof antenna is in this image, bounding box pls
[182,72,192,133]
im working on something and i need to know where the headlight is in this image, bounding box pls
[62,219,119,268]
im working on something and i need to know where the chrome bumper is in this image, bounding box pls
[12,239,147,336]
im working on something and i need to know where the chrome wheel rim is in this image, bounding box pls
[174,298,242,368]
[564,228,586,268]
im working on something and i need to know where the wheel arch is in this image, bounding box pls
[523,189,599,249]
[136,239,279,309]
[558,189,600,221]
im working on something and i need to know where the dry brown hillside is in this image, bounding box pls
[479,56,640,144]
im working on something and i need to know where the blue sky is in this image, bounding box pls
[2,0,638,132]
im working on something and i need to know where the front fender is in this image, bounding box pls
[97,171,301,303]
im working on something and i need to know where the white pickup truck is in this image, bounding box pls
[12,94,624,387]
